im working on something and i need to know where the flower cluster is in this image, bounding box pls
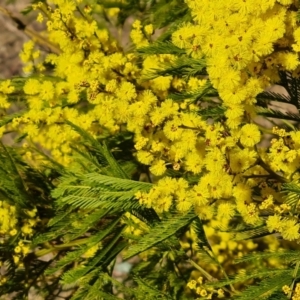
[135,0,300,239]
[175,0,299,128]
[187,276,224,299]
[283,283,300,300]
[0,201,38,270]
[2,0,300,295]
[0,0,298,240]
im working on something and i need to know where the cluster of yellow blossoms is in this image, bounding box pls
[0,201,38,284]
[176,0,299,127]
[187,276,224,298]
[1,0,300,296]
[283,283,300,299]
[138,0,300,234]
[0,0,298,238]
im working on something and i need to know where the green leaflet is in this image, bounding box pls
[124,210,197,260]
[233,271,292,300]
[65,120,128,179]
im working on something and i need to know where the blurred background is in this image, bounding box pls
[0,0,34,79]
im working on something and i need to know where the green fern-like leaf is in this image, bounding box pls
[232,225,270,241]
[278,71,300,109]
[145,0,190,30]
[169,81,217,104]
[282,182,300,211]
[47,207,74,227]
[83,173,152,190]
[65,120,128,179]
[124,210,197,260]
[70,145,104,173]
[203,269,290,290]
[256,90,291,106]
[53,173,152,211]
[198,105,226,120]
[257,107,300,122]
[0,142,31,207]
[138,41,186,55]
[234,250,300,265]
[233,271,292,300]
[46,217,121,275]
[133,275,173,300]
[0,110,26,127]
[61,227,124,285]
[144,57,207,80]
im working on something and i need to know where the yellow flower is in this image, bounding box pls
[149,159,166,176]
[266,215,282,233]
[40,81,55,101]
[22,245,30,255]
[0,94,9,109]
[130,28,148,47]
[163,118,183,141]
[151,76,172,91]
[229,148,257,173]
[184,150,204,174]
[0,80,15,94]
[281,218,300,241]
[156,195,173,212]
[217,203,236,219]
[14,246,21,254]
[188,77,207,90]
[276,52,299,71]
[20,40,34,63]
[259,195,274,210]
[9,229,17,236]
[0,207,10,233]
[136,150,154,165]
[21,224,33,236]
[194,205,214,220]
[239,124,261,147]
[187,279,197,290]
[176,198,192,213]
[205,148,226,172]
[157,177,178,193]
[25,208,37,218]
[116,82,137,102]
[150,99,179,126]
[37,12,44,23]
[58,1,75,14]
[82,244,100,258]
[105,79,118,92]
[282,285,291,295]
[172,23,196,49]
[144,24,154,35]
[242,203,261,225]
[13,255,20,264]
[132,20,142,30]
[217,288,225,297]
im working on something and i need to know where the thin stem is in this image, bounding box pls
[254,145,289,183]
[35,237,89,257]
[76,5,86,20]
[188,258,216,282]
[258,156,289,183]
